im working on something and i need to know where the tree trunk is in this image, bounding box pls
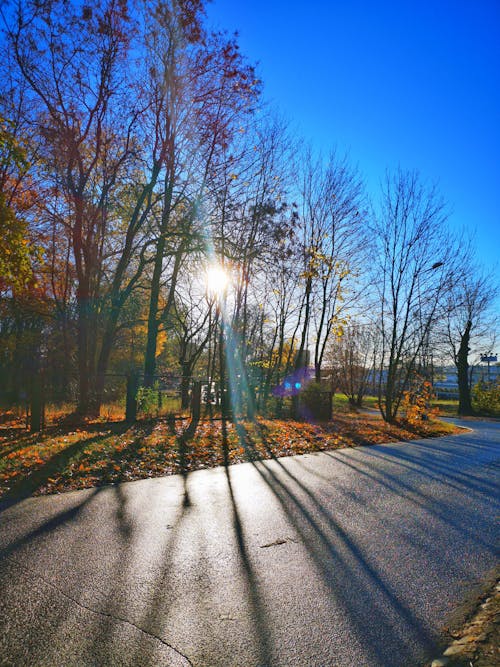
[94,301,122,413]
[76,295,92,415]
[144,166,176,387]
[456,319,473,415]
[384,369,396,423]
[293,277,312,417]
[180,362,191,410]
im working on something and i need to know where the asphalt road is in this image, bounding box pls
[1,419,499,667]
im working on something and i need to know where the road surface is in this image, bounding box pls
[1,419,499,666]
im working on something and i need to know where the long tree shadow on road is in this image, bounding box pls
[233,419,443,666]
[361,438,499,496]
[0,423,131,506]
[0,487,104,561]
[88,482,195,667]
[1,418,200,666]
[88,419,213,666]
[1,476,195,666]
[2,419,497,666]
[322,449,497,554]
[222,415,273,666]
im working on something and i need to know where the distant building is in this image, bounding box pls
[433,364,499,399]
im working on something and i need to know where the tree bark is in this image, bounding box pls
[144,170,175,387]
[457,319,473,415]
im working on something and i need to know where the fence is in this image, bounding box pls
[1,371,335,432]
[1,373,196,431]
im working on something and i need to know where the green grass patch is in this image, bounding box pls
[332,393,379,412]
[432,398,459,416]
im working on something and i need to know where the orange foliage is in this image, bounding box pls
[0,414,459,500]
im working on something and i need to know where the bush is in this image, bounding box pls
[472,379,500,415]
[401,377,439,425]
[299,382,332,420]
[136,384,160,418]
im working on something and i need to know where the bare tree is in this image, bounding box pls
[205,114,293,415]
[372,168,456,423]
[444,265,498,414]
[142,17,260,386]
[293,149,367,384]
[329,323,379,407]
[260,235,302,410]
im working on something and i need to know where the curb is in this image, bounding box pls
[429,578,500,667]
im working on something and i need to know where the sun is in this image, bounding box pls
[206,264,230,297]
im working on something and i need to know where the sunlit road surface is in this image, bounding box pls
[0,420,498,667]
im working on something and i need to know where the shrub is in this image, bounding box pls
[136,384,160,418]
[299,381,332,420]
[401,377,439,425]
[472,379,500,415]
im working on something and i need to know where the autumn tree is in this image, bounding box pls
[0,101,47,409]
[0,115,34,293]
[4,0,197,414]
[5,1,144,412]
[142,12,261,386]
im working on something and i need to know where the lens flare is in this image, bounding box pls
[206,264,230,296]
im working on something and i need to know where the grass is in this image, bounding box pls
[333,393,462,418]
[27,395,188,425]
[332,393,379,412]
[429,398,500,419]
[334,393,462,417]
[432,398,459,416]
[0,411,462,501]
[7,392,451,427]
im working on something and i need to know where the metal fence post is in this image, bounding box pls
[125,371,138,423]
[191,380,202,423]
[30,372,43,432]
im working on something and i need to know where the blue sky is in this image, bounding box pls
[207,0,500,271]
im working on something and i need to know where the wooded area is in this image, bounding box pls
[1,0,498,429]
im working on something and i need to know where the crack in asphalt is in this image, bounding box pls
[3,555,194,667]
[259,536,297,548]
